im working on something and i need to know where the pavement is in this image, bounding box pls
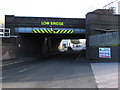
[1,50,119,89]
[91,62,118,88]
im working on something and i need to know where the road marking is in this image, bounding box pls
[18,65,38,73]
[18,60,54,73]
[19,69,29,72]
[2,60,30,66]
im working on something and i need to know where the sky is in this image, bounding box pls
[0,0,119,24]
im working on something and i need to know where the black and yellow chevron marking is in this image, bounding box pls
[32,29,74,34]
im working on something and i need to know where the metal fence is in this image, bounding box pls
[89,32,119,46]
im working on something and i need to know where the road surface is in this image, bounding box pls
[2,50,98,88]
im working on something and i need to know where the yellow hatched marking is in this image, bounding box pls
[53,30,61,33]
[47,30,52,33]
[56,30,61,33]
[37,29,41,33]
[67,30,72,33]
[59,30,64,33]
[40,29,45,33]
[32,29,37,33]
[70,30,74,34]
[63,30,68,33]
[44,30,49,33]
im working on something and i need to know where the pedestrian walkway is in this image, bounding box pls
[91,62,118,88]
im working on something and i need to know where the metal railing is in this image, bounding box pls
[0,28,10,37]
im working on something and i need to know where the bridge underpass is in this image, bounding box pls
[18,33,86,58]
[4,15,86,59]
[3,32,94,89]
[3,15,99,89]
[2,9,119,89]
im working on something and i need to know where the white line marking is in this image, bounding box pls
[19,69,29,72]
[19,66,35,73]
[2,60,29,66]
[18,60,53,73]
[18,65,38,73]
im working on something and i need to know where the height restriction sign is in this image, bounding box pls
[99,48,111,58]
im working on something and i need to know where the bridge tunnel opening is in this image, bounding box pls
[17,33,86,60]
[58,39,86,52]
[18,33,63,58]
[4,15,87,61]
